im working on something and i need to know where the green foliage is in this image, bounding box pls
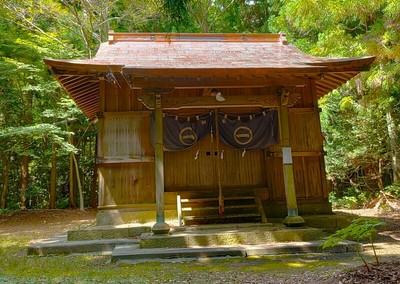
[301,0,400,201]
[163,0,191,27]
[329,188,367,209]
[0,5,97,210]
[322,217,385,266]
[323,217,385,248]
[55,197,69,209]
[320,87,391,193]
[160,0,283,33]
[384,184,400,197]
[0,208,12,215]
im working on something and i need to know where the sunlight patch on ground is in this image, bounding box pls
[0,236,30,248]
[286,262,306,268]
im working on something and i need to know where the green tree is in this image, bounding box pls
[0,9,91,209]
[271,0,400,204]
[162,0,282,33]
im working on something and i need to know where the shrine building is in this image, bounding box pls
[44,32,374,233]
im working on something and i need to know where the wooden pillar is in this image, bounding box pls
[97,78,105,208]
[151,93,170,234]
[279,91,305,227]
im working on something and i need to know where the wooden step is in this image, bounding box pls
[176,188,266,226]
[182,204,258,211]
[181,196,255,203]
[177,188,265,199]
[184,213,261,220]
[181,205,259,218]
[183,213,262,225]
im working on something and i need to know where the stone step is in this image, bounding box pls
[112,240,362,263]
[27,234,140,256]
[67,224,152,241]
[112,245,245,263]
[139,227,323,249]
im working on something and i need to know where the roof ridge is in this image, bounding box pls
[108,31,284,44]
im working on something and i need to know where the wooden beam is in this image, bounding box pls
[125,75,310,89]
[138,93,301,110]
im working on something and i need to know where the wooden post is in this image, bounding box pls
[279,91,305,227]
[151,93,170,234]
[177,194,183,227]
[97,78,105,208]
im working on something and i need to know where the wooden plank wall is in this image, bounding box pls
[97,82,156,208]
[102,112,151,158]
[98,163,155,207]
[164,136,267,191]
[266,107,328,202]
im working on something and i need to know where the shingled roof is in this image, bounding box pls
[44,32,375,120]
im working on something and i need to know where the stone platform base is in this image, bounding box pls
[27,212,360,262]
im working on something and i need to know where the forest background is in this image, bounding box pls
[0,0,399,211]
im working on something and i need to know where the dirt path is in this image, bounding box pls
[0,209,97,239]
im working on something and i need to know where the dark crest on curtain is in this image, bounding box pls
[217,110,279,150]
[151,112,213,151]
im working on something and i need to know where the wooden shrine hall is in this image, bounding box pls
[45,32,374,233]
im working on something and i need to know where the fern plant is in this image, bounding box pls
[322,217,385,271]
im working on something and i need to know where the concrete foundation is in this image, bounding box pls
[96,209,177,226]
[264,202,333,218]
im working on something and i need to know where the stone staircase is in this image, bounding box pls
[177,188,267,226]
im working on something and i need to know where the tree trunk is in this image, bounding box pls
[386,110,400,183]
[20,152,29,210]
[49,143,57,209]
[19,89,33,210]
[68,130,77,208]
[189,1,211,32]
[69,152,76,208]
[1,156,10,209]
[72,153,84,211]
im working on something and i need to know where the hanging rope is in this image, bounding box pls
[210,119,218,211]
[215,108,224,215]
